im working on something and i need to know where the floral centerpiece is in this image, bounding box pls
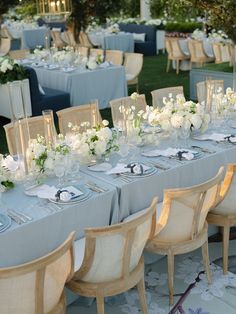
[66,120,119,163]
[0,56,28,84]
[86,54,104,70]
[26,135,71,175]
[143,94,210,132]
[107,23,120,34]
[212,87,236,115]
[0,155,16,191]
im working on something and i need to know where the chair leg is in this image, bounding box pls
[223,225,230,275]
[167,252,175,305]
[96,295,105,314]
[137,275,148,314]
[176,60,180,74]
[202,241,212,283]
[166,59,171,72]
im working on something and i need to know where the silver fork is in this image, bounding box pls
[7,210,24,225]
[10,209,33,222]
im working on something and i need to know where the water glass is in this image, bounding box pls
[54,159,65,188]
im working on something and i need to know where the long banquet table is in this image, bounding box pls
[1,130,236,268]
[33,65,128,109]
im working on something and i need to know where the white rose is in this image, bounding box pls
[94,140,107,156]
[190,114,202,130]
[160,119,171,130]
[44,157,54,170]
[97,127,112,141]
[171,114,184,128]
[33,143,46,158]
[130,92,139,101]
[102,119,109,127]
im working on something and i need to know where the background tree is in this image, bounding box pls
[0,0,18,23]
[183,0,236,43]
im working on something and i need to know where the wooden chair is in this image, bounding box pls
[212,42,231,64]
[9,49,29,60]
[110,94,147,130]
[165,37,190,74]
[76,46,89,58]
[89,48,104,58]
[151,86,184,108]
[0,38,11,56]
[207,164,236,274]
[51,30,66,49]
[1,26,13,39]
[188,39,214,68]
[67,198,158,314]
[124,52,143,92]
[105,50,123,66]
[0,232,75,314]
[4,115,56,155]
[79,31,93,48]
[63,30,77,47]
[145,168,224,305]
[56,102,102,135]
[196,79,224,111]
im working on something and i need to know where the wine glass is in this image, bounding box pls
[54,159,65,188]
[180,121,190,148]
[118,136,129,163]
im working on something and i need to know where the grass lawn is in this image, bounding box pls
[0,53,190,154]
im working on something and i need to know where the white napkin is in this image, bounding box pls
[62,67,75,73]
[193,133,232,142]
[106,163,150,175]
[1,155,19,172]
[99,61,110,68]
[88,162,112,172]
[142,148,196,160]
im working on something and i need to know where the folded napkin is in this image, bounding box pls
[106,163,150,175]
[194,133,236,142]
[25,184,83,201]
[62,67,75,73]
[1,155,19,172]
[99,61,110,68]
[142,148,196,160]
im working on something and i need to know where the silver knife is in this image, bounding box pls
[7,211,23,225]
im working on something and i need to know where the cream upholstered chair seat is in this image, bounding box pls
[207,164,236,274]
[0,38,11,56]
[151,86,184,108]
[0,232,75,314]
[145,168,223,305]
[67,198,158,314]
[105,50,123,66]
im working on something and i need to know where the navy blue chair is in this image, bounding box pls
[119,23,157,56]
[25,66,71,117]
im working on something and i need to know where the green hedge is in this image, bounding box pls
[164,22,202,33]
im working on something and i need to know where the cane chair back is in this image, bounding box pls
[51,30,65,48]
[0,232,75,314]
[0,38,11,56]
[4,115,53,155]
[188,40,214,66]
[165,38,189,74]
[155,167,223,243]
[76,46,88,58]
[56,102,102,135]
[212,42,231,64]
[124,52,143,91]
[105,50,123,66]
[89,48,104,58]
[79,31,93,48]
[63,30,77,47]
[151,86,184,108]
[110,95,147,130]
[9,49,30,60]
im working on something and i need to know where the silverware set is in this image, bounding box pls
[85,181,108,193]
[7,209,33,225]
[191,145,216,154]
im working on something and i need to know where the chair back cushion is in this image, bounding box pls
[151,86,184,108]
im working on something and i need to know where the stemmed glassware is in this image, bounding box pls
[180,121,190,148]
[54,158,66,188]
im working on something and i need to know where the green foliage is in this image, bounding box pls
[165,22,202,33]
[1,180,14,189]
[183,0,236,43]
[150,0,203,20]
[0,0,18,16]
[15,2,37,17]
[0,58,28,85]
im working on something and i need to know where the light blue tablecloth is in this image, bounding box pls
[33,65,128,109]
[21,28,49,49]
[0,173,119,267]
[89,32,134,52]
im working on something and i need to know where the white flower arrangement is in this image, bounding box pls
[212,87,236,114]
[66,121,119,162]
[208,29,233,44]
[86,54,104,70]
[107,23,120,34]
[191,29,206,41]
[33,47,50,60]
[143,94,210,132]
[0,155,15,191]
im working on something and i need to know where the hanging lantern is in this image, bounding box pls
[36,0,72,16]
